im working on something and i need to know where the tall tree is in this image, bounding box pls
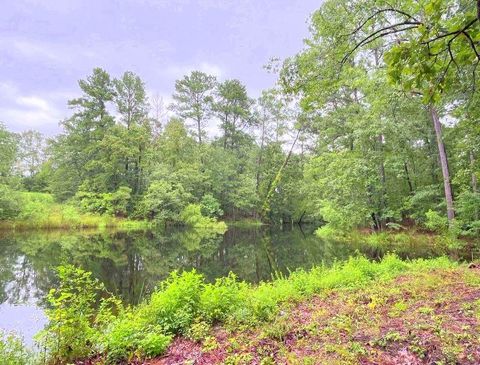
[51,68,115,197]
[214,79,254,150]
[340,0,479,224]
[16,130,46,177]
[113,71,151,194]
[0,122,18,183]
[171,71,217,144]
[114,71,149,130]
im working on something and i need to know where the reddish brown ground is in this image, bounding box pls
[144,267,480,365]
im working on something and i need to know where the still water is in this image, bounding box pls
[0,225,474,345]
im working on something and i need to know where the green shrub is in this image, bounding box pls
[75,186,132,216]
[404,185,442,223]
[110,186,132,216]
[38,255,458,363]
[138,180,191,221]
[200,273,248,322]
[0,331,31,365]
[200,194,223,218]
[137,332,171,358]
[180,203,227,230]
[456,191,480,236]
[36,265,116,363]
[425,209,448,232]
[103,320,171,362]
[138,270,204,334]
[17,192,55,220]
[186,321,211,342]
[0,184,21,219]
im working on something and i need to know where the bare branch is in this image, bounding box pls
[342,25,419,64]
[420,18,478,46]
[461,30,480,60]
[345,8,420,37]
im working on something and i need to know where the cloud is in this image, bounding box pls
[0,82,67,135]
[0,36,92,67]
[164,62,226,80]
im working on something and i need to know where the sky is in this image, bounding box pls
[0,0,319,136]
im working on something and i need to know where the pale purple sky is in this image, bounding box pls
[0,0,319,136]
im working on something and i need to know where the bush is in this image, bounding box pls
[315,200,368,238]
[110,186,132,216]
[0,184,21,219]
[36,266,115,363]
[404,185,443,223]
[137,331,171,358]
[180,204,227,230]
[200,273,248,322]
[75,186,132,216]
[0,331,31,365]
[38,255,458,363]
[186,321,211,342]
[102,320,171,362]
[456,191,480,236]
[424,209,448,232]
[17,192,54,220]
[200,194,223,218]
[138,270,204,334]
[138,180,191,221]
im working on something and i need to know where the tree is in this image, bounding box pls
[114,71,149,130]
[0,122,18,184]
[16,130,46,177]
[138,180,191,222]
[171,71,217,144]
[113,71,151,195]
[50,68,116,198]
[342,0,480,100]
[279,0,460,230]
[150,93,168,138]
[214,79,254,150]
[339,0,478,224]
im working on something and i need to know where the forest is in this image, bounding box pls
[1,2,479,236]
[1,0,480,364]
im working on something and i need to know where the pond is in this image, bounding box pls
[0,225,476,346]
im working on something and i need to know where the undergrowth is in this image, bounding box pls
[35,254,456,364]
[0,192,151,231]
[0,331,33,365]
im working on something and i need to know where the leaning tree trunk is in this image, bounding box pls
[429,105,455,224]
[260,129,301,221]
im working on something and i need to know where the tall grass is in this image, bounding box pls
[0,192,150,231]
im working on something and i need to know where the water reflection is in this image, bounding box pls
[0,226,350,307]
[0,225,476,343]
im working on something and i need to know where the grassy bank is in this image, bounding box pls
[0,192,230,231]
[0,214,152,231]
[157,263,480,365]
[225,218,265,228]
[18,254,476,365]
[319,228,479,260]
[0,191,151,231]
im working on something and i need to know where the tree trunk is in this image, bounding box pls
[256,116,266,192]
[471,151,479,221]
[260,129,301,221]
[197,117,202,144]
[377,134,387,230]
[470,151,478,194]
[404,162,414,194]
[429,105,455,223]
